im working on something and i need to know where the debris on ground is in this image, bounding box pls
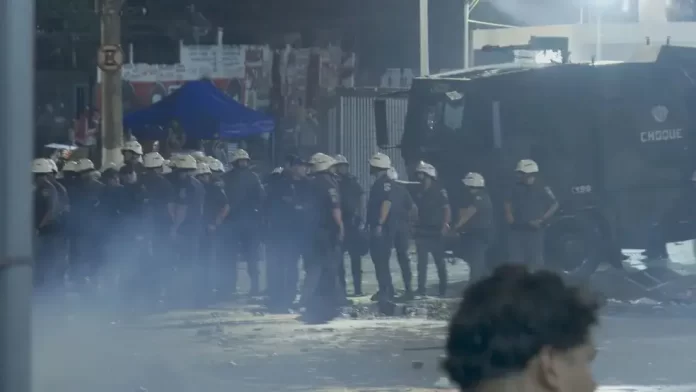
[433,377,453,389]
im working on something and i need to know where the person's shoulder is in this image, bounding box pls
[38,181,56,197]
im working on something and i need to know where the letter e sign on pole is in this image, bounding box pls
[97,44,124,72]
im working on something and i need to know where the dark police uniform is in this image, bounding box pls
[169,174,205,305]
[120,178,149,296]
[265,171,313,309]
[413,182,449,296]
[140,171,175,271]
[505,181,557,268]
[123,160,145,175]
[222,167,265,294]
[199,180,228,302]
[71,176,104,285]
[367,173,415,300]
[301,171,343,321]
[457,187,494,283]
[98,180,125,260]
[34,179,60,288]
[336,172,365,295]
[47,175,70,277]
[172,175,205,265]
[59,174,81,273]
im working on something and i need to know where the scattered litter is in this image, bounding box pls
[434,376,453,388]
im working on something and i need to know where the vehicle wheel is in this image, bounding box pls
[544,215,602,278]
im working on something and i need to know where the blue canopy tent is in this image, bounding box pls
[123,80,275,140]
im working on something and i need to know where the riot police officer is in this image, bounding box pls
[366,153,415,301]
[413,161,450,297]
[196,162,230,304]
[71,158,104,289]
[504,159,559,268]
[140,152,175,279]
[265,155,313,311]
[122,140,144,173]
[301,153,344,323]
[45,159,70,277]
[453,172,494,283]
[118,164,149,296]
[46,159,69,216]
[333,154,366,296]
[32,158,60,289]
[59,161,80,274]
[169,154,205,304]
[222,149,265,296]
[206,157,226,180]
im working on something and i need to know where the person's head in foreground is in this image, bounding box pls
[443,265,600,392]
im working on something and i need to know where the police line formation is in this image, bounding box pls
[31,139,558,322]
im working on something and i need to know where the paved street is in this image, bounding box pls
[32,241,696,392]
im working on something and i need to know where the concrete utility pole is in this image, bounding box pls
[0,0,35,391]
[419,0,430,75]
[99,0,125,166]
[464,0,471,68]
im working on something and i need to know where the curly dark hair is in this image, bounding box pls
[442,265,600,390]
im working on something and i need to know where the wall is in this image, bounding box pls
[324,89,409,193]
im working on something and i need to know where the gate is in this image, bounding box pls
[324,88,409,193]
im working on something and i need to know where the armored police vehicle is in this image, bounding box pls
[375,45,696,276]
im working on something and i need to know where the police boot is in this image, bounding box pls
[353,281,363,297]
[396,290,415,302]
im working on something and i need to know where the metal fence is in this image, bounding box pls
[324,88,409,194]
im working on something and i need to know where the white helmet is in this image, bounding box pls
[143,152,165,168]
[47,159,59,173]
[76,158,95,173]
[62,161,79,173]
[272,167,284,175]
[162,160,173,174]
[122,140,143,155]
[334,154,349,165]
[100,162,121,173]
[310,153,336,172]
[369,152,391,169]
[386,167,399,180]
[191,151,207,162]
[230,149,251,163]
[463,172,485,187]
[516,159,539,174]
[31,158,53,174]
[171,154,197,170]
[195,162,212,176]
[208,159,225,173]
[415,161,437,178]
